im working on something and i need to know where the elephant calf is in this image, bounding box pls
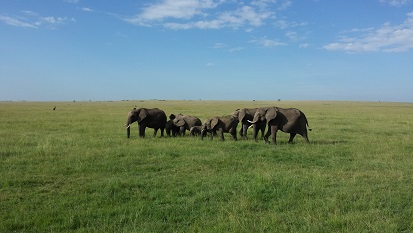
[165,114,180,137]
[189,126,203,137]
[172,114,202,136]
[201,116,239,141]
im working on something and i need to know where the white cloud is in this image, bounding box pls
[162,5,273,30]
[275,19,308,30]
[228,47,244,52]
[379,0,411,7]
[324,11,413,53]
[125,0,283,30]
[22,11,38,16]
[125,0,219,26]
[212,42,227,49]
[64,0,79,3]
[81,7,93,12]
[0,15,37,28]
[0,13,74,29]
[250,36,286,47]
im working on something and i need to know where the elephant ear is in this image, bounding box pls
[138,109,148,122]
[265,107,277,122]
[238,109,246,122]
[175,118,186,127]
[211,117,220,129]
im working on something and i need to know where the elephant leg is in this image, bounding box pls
[243,124,249,139]
[153,128,158,137]
[230,128,237,141]
[219,129,225,141]
[253,124,259,142]
[264,126,271,144]
[180,127,186,136]
[139,125,145,138]
[301,130,310,143]
[270,125,278,144]
[160,128,165,137]
[239,126,244,138]
[288,133,296,144]
[260,127,265,139]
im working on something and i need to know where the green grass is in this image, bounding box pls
[1,100,413,232]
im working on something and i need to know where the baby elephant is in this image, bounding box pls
[201,116,239,141]
[189,126,203,136]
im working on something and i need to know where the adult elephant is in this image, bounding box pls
[248,107,311,144]
[233,108,266,140]
[172,114,202,136]
[201,116,239,141]
[125,108,167,138]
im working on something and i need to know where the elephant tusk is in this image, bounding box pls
[126,124,131,129]
[248,125,254,129]
[247,120,256,124]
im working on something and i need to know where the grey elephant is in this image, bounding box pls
[165,114,180,137]
[248,107,311,144]
[189,126,203,136]
[201,116,239,141]
[125,108,167,138]
[233,108,266,140]
[172,114,202,136]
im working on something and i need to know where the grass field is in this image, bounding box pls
[1,100,413,232]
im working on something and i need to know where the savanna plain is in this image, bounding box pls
[1,100,413,232]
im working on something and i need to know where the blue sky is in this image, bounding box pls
[1,0,412,102]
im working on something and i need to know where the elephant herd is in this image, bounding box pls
[125,106,311,144]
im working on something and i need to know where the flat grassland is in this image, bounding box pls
[1,100,412,232]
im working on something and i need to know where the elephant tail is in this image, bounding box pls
[300,111,312,131]
[306,120,312,131]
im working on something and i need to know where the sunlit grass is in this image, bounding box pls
[1,100,413,232]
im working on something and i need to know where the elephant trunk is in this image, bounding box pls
[126,124,131,138]
[126,116,132,138]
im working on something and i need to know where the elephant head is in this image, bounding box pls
[172,114,187,128]
[250,107,277,124]
[126,108,149,138]
[233,109,246,123]
[201,119,213,140]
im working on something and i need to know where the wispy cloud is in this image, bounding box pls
[81,7,94,12]
[64,0,80,3]
[124,0,290,30]
[228,47,244,52]
[324,11,413,53]
[250,36,286,47]
[0,12,74,29]
[212,42,226,49]
[379,0,411,7]
[0,15,38,28]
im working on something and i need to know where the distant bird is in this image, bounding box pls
[53,106,56,111]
